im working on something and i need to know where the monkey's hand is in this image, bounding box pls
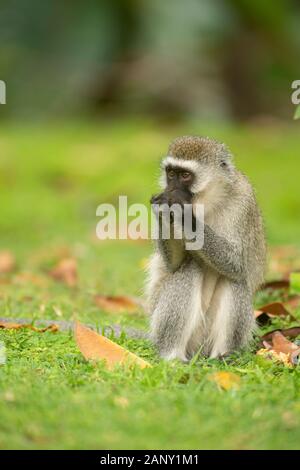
[150,192,169,206]
[150,189,192,208]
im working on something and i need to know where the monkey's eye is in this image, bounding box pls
[181,171,191,181]
[167,169,175,178]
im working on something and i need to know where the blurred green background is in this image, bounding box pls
[0,0,299,250]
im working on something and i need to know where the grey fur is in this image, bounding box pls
[146,136,266,360]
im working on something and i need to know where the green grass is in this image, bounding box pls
[0,119,300,449]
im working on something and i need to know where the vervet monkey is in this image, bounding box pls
[146,136,266,361]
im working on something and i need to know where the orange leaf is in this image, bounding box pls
[208,371,240,391]
[50,258,77,287]
[94,295,139,314]
[0,322,58,333]
[0,251,16,274]
[74,321,151,370]
[272,331,299,354]
[258,331,300,366]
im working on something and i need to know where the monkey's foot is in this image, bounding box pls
[160,349,189,363]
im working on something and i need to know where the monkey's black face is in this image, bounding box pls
[150,165,194,208]
[165,165,194,192]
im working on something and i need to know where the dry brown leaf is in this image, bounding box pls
[50,258,77,287]
[255,302,292,317]
[258,331,300,366]
[255,302,296,326]
[272,331,299,354]
[0,321,58,333]
[208,371,240,391]
[0,251,16,274]
[260,326,300,344]
[261,279,290,290]
[94,295,139,314]
[74,321,151,370]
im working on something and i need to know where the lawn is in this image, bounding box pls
[0,119,300,449]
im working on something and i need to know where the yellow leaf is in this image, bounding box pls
[74,321,151,370]
[208,371,240,391]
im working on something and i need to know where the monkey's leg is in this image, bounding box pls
[207,279,255,358]
[150,260,203,361]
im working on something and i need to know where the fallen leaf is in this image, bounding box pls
[261,279,290,290]
[94,295,139,314]
[0,251,16,274]
[255,302,296,326]
[0,321,58,333]
[260,326,300,344]
[256,348,292,367]
[50,258,77,287]
[258,331,300,366]
[208,371,240,391]
[272,331,299,355]
[74,321,151,370]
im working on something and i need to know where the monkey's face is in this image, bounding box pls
[157,136,235,215]
[160,158,225,194]
[159,155,234,215]
[165,165,194,192]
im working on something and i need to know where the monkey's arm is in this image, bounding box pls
[190,223,246,282]
[151,192,189,273]
[156,216,186,273]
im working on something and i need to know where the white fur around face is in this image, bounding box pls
[160,157,200,189]
[162,156,199,172]
[160,156,214,196]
